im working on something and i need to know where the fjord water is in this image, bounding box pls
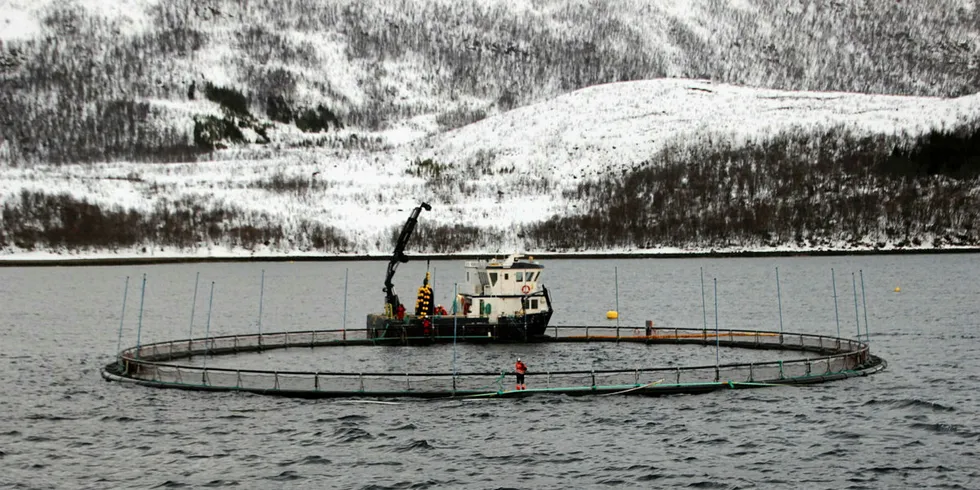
[1,254,978,489]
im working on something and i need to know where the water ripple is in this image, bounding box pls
[392,439,433,452]
[3,257,980,489]
[864,397,956,412]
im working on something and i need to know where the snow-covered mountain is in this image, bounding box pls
[1,0,979,259]
[3,78,979,259]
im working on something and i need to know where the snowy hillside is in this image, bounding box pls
[416,79,980,215]
[2,78,979,259]
[1,0,979,259]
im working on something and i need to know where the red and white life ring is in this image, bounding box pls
[521,284,531,294]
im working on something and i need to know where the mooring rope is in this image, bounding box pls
[597,379,665,396]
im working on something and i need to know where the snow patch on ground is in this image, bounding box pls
[0,0,157,40]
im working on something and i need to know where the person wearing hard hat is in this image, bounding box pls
[514,357,528,390]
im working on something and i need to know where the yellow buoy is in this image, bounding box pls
[894,287,901,293]
[606,310,619,320]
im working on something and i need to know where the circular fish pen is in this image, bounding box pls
[101,326,886,398]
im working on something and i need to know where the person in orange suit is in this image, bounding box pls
[515,357,528,390]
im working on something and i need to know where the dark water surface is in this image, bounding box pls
[1,255,978,489]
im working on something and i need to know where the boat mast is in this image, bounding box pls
[383,201,431,315]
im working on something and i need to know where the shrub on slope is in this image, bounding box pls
[0,190,350,253]
[522,121,980,251]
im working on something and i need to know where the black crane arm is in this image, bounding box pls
[384,202,431,313]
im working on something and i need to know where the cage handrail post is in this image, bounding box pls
[343,268,349,340]
[258,269,265,350]
[714,278,720,377]
[115,276,130,369]
[852,272,861,340]
[135,273,147,361]
[700,267,707,341]
[203,281,215,370]
[860,269,870,345]
[776,266,784,336]
[189,271,199,342]
[614,266,620,332]
[831,268,841,339]
[452,283,459,382]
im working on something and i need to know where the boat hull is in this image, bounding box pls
[366,311,553,344]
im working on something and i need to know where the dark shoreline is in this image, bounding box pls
[1,247,978,267]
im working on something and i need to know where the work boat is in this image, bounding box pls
[365,203,554,344]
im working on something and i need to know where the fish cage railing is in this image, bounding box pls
[111,350,869,395]
[109,326,872,396]
[120,326,866,363]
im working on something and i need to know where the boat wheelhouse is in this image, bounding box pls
[456,254,551,325]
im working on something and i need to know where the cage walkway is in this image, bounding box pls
[102,325,885,399]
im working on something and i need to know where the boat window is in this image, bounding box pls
[528,272,536,281]
[516,271,523,281]
[489,272,498,285]
[531,299,539,309]
[477,272,489,286]
[467,272,470,282]
[504,273,509,280]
